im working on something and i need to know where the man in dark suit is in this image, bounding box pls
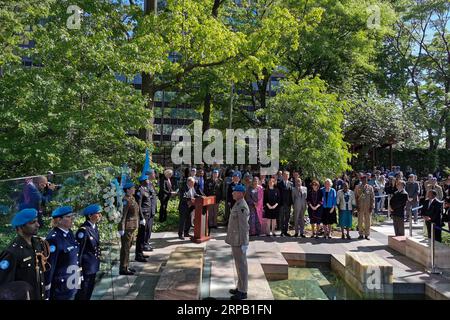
[158,169,176,223]
[422,190,443,242]
[178,177,199,239]
[278,171,293,236]
[389,180,408,236]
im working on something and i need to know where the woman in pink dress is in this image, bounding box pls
[257,175,266,235]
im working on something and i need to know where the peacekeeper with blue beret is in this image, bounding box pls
[44,206,81,300]
[74,204,102,300]
[0,208,49,300]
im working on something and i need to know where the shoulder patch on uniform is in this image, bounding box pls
[49,245,56,253]
[0,260,10,270]
[77,232,85,239]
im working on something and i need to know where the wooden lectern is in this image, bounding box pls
[191,196,215,243]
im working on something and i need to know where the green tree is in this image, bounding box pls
[263,78,351,179]
[0,0,149,178]
[389,0,450,150]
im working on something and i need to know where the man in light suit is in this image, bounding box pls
[292,177,307,237]
[226,184,249,300]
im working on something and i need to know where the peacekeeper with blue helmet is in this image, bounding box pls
[0,208,49,300]
[44,206,81,300]
[74,204,102,300]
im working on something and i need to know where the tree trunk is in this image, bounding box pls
[446,117,450,150]
[202,88,211,134]
[139,72,155,142]
[258,70,270,110]
[139,0,158,143]
[389,144,393,169]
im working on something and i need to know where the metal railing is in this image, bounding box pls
[429,223,450,274]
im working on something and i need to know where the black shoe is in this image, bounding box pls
[285,233,291,237]
[358,235,364,240]
[294,233,299,238]
[184,234,192,238]
[128,268,136,273]
[144,246,153,252]
[365,236,370,240]
[300,234,306,238]
[315,235,319,239]
[341,234,345,239]
[229,288,238,295]
[119,270,134,275]
[280,233,285,237]
[230,291,247,300]
[135,257,148,262]
[346,234,351,240]
[310,234,315,238]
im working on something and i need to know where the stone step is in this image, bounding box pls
[247,258,274,300]
[405,236,450,269]
[388,236,407,255]
[154,246,205,300]
[249,241,289,281]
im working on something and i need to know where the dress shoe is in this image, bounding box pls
[229,288,238,295]
[135,257,148,262]
[365,236,370,240]
[184,233,192,238]
[144,246,153,251]
[294,233,299,238]
[358,235,364,240]
[178,235,184,240]
[230,291,247,300]
[119,270,134,275]
[285,232,291,237]
[300,234,306,238]
[128,268,136,273]
[346,234,352,240]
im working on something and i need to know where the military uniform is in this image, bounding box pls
[135,181,157,259]
[119,194,140,272]
[45,227,80,300]
[0,235,47,300]
[354,183,375,237]
[225,197,249,296]
[74,220,100,300]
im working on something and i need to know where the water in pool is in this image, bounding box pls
[269,263,427,300]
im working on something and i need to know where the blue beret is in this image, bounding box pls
[232,184,246,192]
[52,206,73,218]
[11,209,38,228]
[139,175,149,182]
[82,204,102,216]
[232,171,241,178]
[123,182,135,190]
[212,169,219,174]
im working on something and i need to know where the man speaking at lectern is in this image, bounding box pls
[225,184,250,300]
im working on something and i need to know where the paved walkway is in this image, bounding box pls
[91,219,450,300]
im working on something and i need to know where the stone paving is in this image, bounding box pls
[91,218,450,300]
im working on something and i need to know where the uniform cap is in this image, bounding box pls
[232,184,246,193]
[11,209,38,228]
[52,206,73,218]
[82,204,102,216]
